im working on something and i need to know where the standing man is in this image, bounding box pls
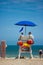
[27,32,34,58]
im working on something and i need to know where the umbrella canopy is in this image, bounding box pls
[15,21,37,34]
[15,21,36,26]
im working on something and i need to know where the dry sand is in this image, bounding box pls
[0,58,43,65]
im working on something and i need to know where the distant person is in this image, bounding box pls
[1,40,7,58]
[39,49,43,58]
[0,45,1,56]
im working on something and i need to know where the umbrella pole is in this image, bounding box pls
[25,26,26,35]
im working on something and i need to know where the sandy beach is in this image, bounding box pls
[0,58,43,65]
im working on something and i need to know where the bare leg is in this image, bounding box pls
[30,47,33,58]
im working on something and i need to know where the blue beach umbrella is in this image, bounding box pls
[15,21,37,34]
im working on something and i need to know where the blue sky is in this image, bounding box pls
[0,0,43,45]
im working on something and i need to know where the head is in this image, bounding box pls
[28,32,32,35]
[21,32,23,35]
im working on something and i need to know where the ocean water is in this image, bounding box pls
[6,45,43,58]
